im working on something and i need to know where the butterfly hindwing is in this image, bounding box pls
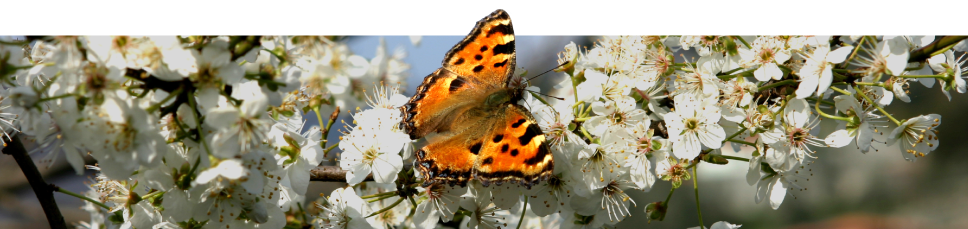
[414,133,478,187]
[473,104,553,189]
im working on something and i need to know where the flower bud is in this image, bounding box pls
[644,201,667,221]
[702,153,729,165]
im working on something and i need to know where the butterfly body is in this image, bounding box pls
[402,9,553,189]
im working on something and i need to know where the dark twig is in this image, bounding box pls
[310,165,372,182]
[908,36,968,63]
[2,135,67,229]
[310,165,413,182]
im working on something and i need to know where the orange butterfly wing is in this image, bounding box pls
[440,9,516,87]
[414,103,553,189]
[473,104,553,188]
[402,69,479,139]
[403,9,516,140]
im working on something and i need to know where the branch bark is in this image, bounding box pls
[909,36,968,63]
[2,135,67,229]
[310,165,373,182]
[309,165,414,182]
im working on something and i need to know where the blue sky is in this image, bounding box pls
[345,36,585,96]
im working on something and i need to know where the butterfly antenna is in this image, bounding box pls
[525,61,570,83]
[525,89,565,101]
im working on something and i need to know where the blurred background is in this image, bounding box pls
[2,36,967,228]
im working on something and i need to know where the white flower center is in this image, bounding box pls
[684,117,700,131]
[360,147,381,165]
[636,136,654,155]
[83,62,110,94]
[757,48,775,63]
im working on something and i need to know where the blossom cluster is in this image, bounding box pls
[0,36,409,228]
[1,35,964,229]
[323,35,964,229]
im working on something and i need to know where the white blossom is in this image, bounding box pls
[315,187,375,229]
[664,95,725,159]
[888,114,941,161]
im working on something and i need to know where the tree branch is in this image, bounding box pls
[309,165,413,182]
[310,165,371,182]
[908,36,968,63]
[2,135,67,229]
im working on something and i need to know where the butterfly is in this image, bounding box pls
[401,9,553,189]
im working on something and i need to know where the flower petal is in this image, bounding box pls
[674,133,701,159]
[769,179,787,210]
[795,71,820,99]
[372,153,403,184]
[825,129,853,148]
[754,175,772,204]
[827,46,854,64]
[856,122,873,153]
[289,161,311,195]
[698,123,725,149]
[345,163,371,185]
[747,156,762,186]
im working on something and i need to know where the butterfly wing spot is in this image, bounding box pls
[482,157,494,165]
[475,54,483,60]
[510,149,519,157]
[493,59,508,68]
[511,119,526,128]
[480,45,489,52]
[492,41,514,55]
[473,65,484,73]
[470,142,483,155]
[523,144,550,166]
[420,161,433,171]
[416,149,436,178]
[501,144,509,153]
[518,124,541,145]
[448,78,465,92]
[492,134,504,143]
[454,58,465,65]
[486,23,512,38]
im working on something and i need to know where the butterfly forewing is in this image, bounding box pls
[403,69,485,140]
[441,9,516,87]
